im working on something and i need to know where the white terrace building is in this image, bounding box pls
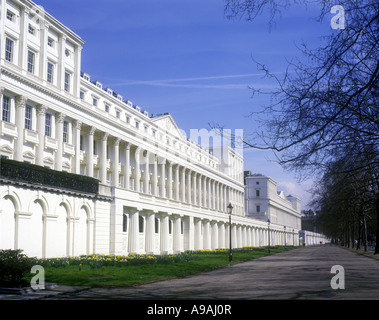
[244,172,302,246]
[0,0,295,258]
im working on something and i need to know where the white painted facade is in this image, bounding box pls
[244,173,302,246]
[0,0,296,258]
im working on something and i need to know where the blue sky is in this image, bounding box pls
[36,0,334,209]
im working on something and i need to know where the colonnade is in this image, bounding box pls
[4,95,245,216]
[120,207,299,255]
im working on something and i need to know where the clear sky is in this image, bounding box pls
[35,0,333,209]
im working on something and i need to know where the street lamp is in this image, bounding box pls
[284,226,286,246]
[227,202,233,263]
[267,218,271,253]
[292,229,295,246]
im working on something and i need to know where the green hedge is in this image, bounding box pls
[0,249,34,288]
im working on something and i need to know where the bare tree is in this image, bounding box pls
[223,0,379,252]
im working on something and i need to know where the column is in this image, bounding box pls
[186,170,191,204]
[58,34,66,90]
[223,185,227,212]
[174,164,180,200]
[128,210,139,253]
[203,220,211,250]
[211,221,219,250]
[100,133,108,184]
[134,147,141,192]
[198,175,202,207]
[143,151,150,194]
[73,45,82,97]
[212,180,216,210]
[181,167,186,202]
[167,161,173,199]
[152,154,158,196]
[72,120,82,174]
[173,215,182,253]
[87,126,96,177]
[208,178,212,209]
[54,112,65,171]
[112,138,120,187]
[203,177,207,208]
[232,224,237,249]
[124,142,130,190]
[145,211,155,254]
[192,172,197,205]
[218,223,225,249]
[15,96,26,162]
[39,22,49,79]
[160,213,170,254]
[160,158,166,198]
[18,7,29,70]
[36,105,47,166]
[195,218,203,250]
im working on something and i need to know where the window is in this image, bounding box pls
[126,115,130,124]
[116,110,120,118]
[6,10,15,21]
[28,24,35,35]
[169,220,172,234]
[256,189,260,197]
[64,72,71,92]
[27,51,35,74]
[47,62,54,83]
[80,91,84,100]
[135,121,139,129]
[45,114,51,137]
[155,218,159,234]
[139,215,144,233]
[2,96,11,122]
[25,105,32,130]
[105,104,109,113]
[256,205,260,213]
[92,98,98,107]
[5,38,14,62]
[123,214,128,233]
[47,37,54,47]
[63,121,68,143]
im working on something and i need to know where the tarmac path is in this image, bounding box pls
[43,245,379,300]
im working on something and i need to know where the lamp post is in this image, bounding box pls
[227,202,233,263]
[292,229,295,246]
[267,218,271,253]
[284,226,286,246]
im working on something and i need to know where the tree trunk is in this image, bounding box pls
[375,193,379,255]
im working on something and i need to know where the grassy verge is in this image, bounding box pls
[25,246,297,288]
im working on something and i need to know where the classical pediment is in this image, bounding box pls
[150,113,185,140]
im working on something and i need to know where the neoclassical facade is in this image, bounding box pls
[0,0,297,258]
[244,172,302,246]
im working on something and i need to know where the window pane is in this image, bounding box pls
[47,63,54,83]
[139,215,144,233]
[2,96,10,122]
[28,51,35,73]
[45,114,51,136]
[25,105,32,130]
[5,38,13,62]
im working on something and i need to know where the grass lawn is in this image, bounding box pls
[26,246,297,288]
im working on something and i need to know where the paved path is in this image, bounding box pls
[38,245,379,300]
